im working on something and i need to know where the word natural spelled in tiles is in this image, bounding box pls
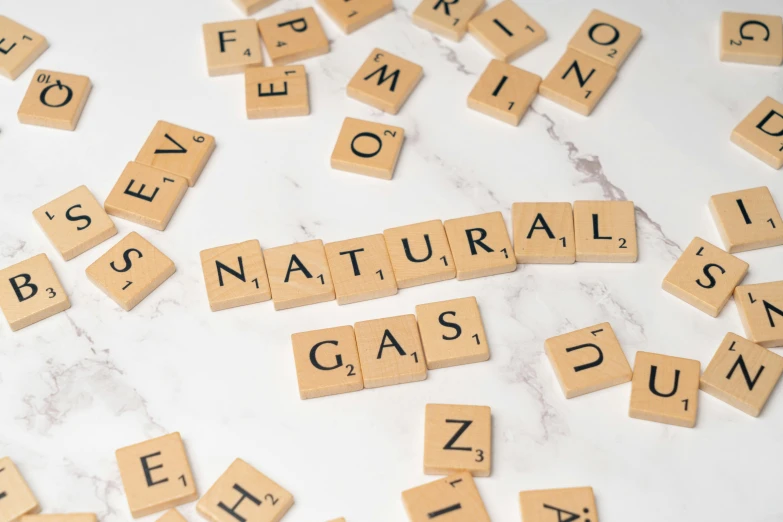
[203,19,263,76]
[415,297,489,369]
[135,121,215,187]
[568,9,641,68]
[347,48,423,114]
[734,280,783,348]
[468,0,546,62]
[444,211,516,280]
[330,117,405,180]
[467,60,541,126]
[264,239,334,310]
[257,8,329,65]
[0,254,70,331]
[200,239,272,311]
[731,96,783,170]
[402,472,490,522]
[0,16,48,80]
[324,234,398,304]
[424,404,491,477]
[17,70,91,130]
[720,12,783,66]
[318,0,393,34]
[519,486,598,522]
[231,0,277,16]
[512,202,575,263]
[710,186,783,253]
[0,457,40,522]
[629,351,700,428]
[412,0,485,42]
[245,65,310,118]
[573,200,637,262]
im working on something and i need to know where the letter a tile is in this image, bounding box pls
[467,0,546,62]
[257,7,329,65]
[200,240,272,312]
[720,12,783,66]
[412,0,485,42]
[731,96,783,170]
[203,19,263,76]
[0,254,70,332]
[568,9,641,69]
[330,117,405,180]
[734,280,783,348]
[629,351,700,428]
[355,314,427,388]
[292,325,364,399]
[512,202,574,263]
[245,65,310,119]
[709,186,783,253]
[347,48,423,115]
[0,457,40,522]
[264,239,335,310]
[415,297,489,369]
[135,121,216,187]
[424,404,491,476]
[519,487,598,522]
[17,70,91,130]
[402,472,490,522]
[467,60,540,126]
[383,220,455,288]
[444,211,515,280]
[0,16,48,80]
[573,201,637,262]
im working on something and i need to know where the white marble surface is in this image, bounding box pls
[1,0,783,520]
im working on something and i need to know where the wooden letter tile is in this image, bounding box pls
[444,211,515,280]
[720,12,783,66]
[346,48,423,115]
[264,239,335,310]
[116,433,197,518]
[710,186,783,252]
[257,8,329,65]
[568,9,641,68]
[512,202,574,263]
[467,0,546,62]
[355,314,427,388]
[412,0,485,42]
[157,510,187,522]
[330,117,404,180]
[203,19,263,76]
[318,0,393,34]
[734,280,783,348]
[245,65,309,119]
[0,254,70,332]
[519,487,597,522]
[629,351,700,428]
[573,201,637,262]
[424,404,491,477]
[135,121,216,187]
[200,240,272,312]
[0,16,48,80]
[731,96,783,170]
[324,234,397,304]
[402,472,490,522]
[17,70,91,130]
[383,220,455,289]
[21,516,96,522]
[0,457,40,522]
[467,60,540,126]
[86,232,175,311]
[231,0,278,16]
[539,49,616,116]
[415,297,489,369]
[292,325,364,399]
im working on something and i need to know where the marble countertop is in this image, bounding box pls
[1,0,782,520]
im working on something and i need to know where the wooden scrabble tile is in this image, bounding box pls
[135,121,216,187]
[0,254,69,332]
[512,202,574,263]
[197,458,293,522]
[412,0,485,42]
[324,234,397,304]
[467,60,540,126]
[17,70,91,131]
[116,433,197,518]
[710,186,783,253]
[545,322,631,399]
[0,16,48,80]
[326,519,345,522]
[86,232,175,312]
[402,472,490,522]
[245,65,309,119]
[231,0,277,16]
[443,211,515,280]
[415,297,489,370]
[156,509,187,522]
[318,0,393,34]
[264,239,335,310]
[731,96,783,170]
[200,240,272,312]
[629,351,700,428]
[383,220,455,289]
[519,487,597,522]
[0,457,40,522]
[20,516,96,522]
[257,8,329,65]
[346,48,423,115]
[467,0,546,62]
[573,201,637,262]
[568,9,641,68]
[720,12,783,66]
[355,314,427,388]
[330,117,404,180]
[104,162,188,231]
[203,19,262,77]
[424,404,491,477]
[292,325,364,399]
[700,333,783,417]
[734,280,783,348]
[538,49,616,116]
[33,185,117,261]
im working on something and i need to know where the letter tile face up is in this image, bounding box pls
[86,232,176,311]
[20,515,96,522]
[291,325,364,399]
[135,121,216,187]
[317,0,393,34]
[347,48,423,115]
[415,297,489,369]
[203,19,263,76]
[330,117,405,180]
[731,96,783,170]
[33,185,117,261]
[355,314,427,388]
[467,60,540,126]
[401,472,490,522]
[538,49,616,116]
[734,280,783,348]
[231,0,278,16]
[467,0,546,62]
[424,404,491,477]
[518,487,598,522]
[245,65,310,119]
[115,433,197,518]
[17,70,91,130]
[709,186,783,253]
[383,220,455,289]
[700,333,783,417]
[512,202,575,263]
[264,239,335,310]
[573,201,637,262]
[568,9,642,68]
[197,458,293,522]
[156,510,187,522]
[720,12,783,66]
[0,16,48,80]
[412,0,485,42]
[0,254,70,332]
[200,240,272,312]
[257,8,329,65]
[629,351,700,428]
[443,211,515,280]
[662,237,748,317]
[0,457,40,522]
[545,322,632,399]
[324,234,398,304]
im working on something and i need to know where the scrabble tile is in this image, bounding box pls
[197,458,293,522]
[0,457,40,522]
[629,351,700,428]
[383,220,455,289]
[200,240,272,312]
[538,49,616,116]
[264,239,335,310]
[710,186,783,253]
[346,48,423,115]
[157,510,187,522]
[545,322,632,399]
[467,0,546,62]
[443,211,515,280]
[330,117,405,180]
[0,254,69,332]
[33,185,117,261]
[20,516,96,522]
[568,9,641,68]
[573,201,637,262]
[720,12,783,66]
[203,19,262,77]
[700,333,783,417]
[0,16,48,80]
[424,404,491,477]
[318,0,393,34]
[512,202,574,263]
[662,237,748,317]
[292,325,364,399]
[401,472,490,522]
[415,297,489,370]
[257,8,329,65]
[116,433,197,518]
[519,487,597,522]
[17,70,91,131]
[86,232,175,312]
[326,519,345,522]
[355,314,427,388]
[734,280,783,348]
[731,96,783,170]
[412,0,485,42]
[231,0,277,16]
[467,60,540,126]
[135,121,216,187]
[245,65,310,119]
[104,162,188,231]
[324,234,397,304]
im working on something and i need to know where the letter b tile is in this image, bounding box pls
[629,351,700,428]
[0,254,70,332]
